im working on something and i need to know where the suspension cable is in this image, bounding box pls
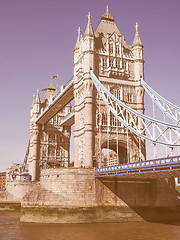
[127,128,129,163]
[107,109,110,166]
[139,137,142,161]
[116,102,119,165]
[98,94,101,167]
[163,102,168,157]
[169,129,173,156]
[175,107,180,156]
[152,99,157,158]
[126,110,129,163]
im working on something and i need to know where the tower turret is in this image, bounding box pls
[74,27,81,51]
[132,24,145,154]
[132,23,143,47]
[132,23,144,81]
[30,93,35,119]
[28,89,41,181]
[74,12,96,168]
[83,12,95,70]
[34,89,41,115]
[84,12,94,37]
[74,27,82,65]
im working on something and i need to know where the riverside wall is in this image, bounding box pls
[0,168,180,223]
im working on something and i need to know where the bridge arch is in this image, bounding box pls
[100,140,128,165]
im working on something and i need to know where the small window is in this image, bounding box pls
[109,44,113,54]
[116,46,120,54]
[103,58,107,67]
[110,59,114,67]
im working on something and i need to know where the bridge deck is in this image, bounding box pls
[96,155,180,179]
[36,78,74,125]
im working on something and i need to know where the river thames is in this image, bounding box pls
[1,211,180,240]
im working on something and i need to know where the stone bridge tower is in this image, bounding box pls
[74,7,145,168]
[28,82,71,181]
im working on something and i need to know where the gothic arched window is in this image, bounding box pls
[103,58,107,67]
[48,146,55,156]
[109,44,113,54]
[49,134,55,143]
[102,112,107,126]
[116,45,120,55]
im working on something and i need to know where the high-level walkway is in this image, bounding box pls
[36,77,74,125]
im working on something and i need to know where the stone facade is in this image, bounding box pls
[28,7,146,180]
[22,168,96,208]
[74,8,145,169]
[0,168,180,223]
[20,168,180,223]
[28,85,71,181]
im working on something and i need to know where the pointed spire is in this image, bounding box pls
[101,5,114,22]
[132,22,143,47]
[78,26,81,37]
[84,12,94,37]
[35,88,40,104]
[74,27,81,50]
[31,93,36,108]
[135,22,139,33]
[88,12,91,22]
[33,93,35,103]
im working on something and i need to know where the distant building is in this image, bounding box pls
[6,163,31,182]
[0,172,6,191]
[103,151,118,166]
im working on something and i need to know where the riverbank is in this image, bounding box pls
[20,205,180,224]
[1,202,180,224]
[1,168,180,223]
[1,211,180,240]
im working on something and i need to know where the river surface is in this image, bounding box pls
[1,211,180,240]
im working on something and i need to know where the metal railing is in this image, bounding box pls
[96,155,180,177]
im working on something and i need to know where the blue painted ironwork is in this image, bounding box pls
[90,70,180,147]
[96,155,180,177]
[141,78,180,125]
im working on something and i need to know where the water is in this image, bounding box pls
[1,211,180,240]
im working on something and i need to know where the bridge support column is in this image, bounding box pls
[84,131,94,167]
[64,139,70,167]
[29,124,41,181]
[84,85,95,167]
[74,75,95,168]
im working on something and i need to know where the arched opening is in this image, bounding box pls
[100,140,128,166]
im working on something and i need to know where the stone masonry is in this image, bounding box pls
[74,7,145,170]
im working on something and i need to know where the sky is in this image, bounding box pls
[0,0,180,171]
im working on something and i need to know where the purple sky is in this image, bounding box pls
[0,0,180,171]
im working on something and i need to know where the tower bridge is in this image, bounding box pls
[25,6,180,182]
[3,7,180,224]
